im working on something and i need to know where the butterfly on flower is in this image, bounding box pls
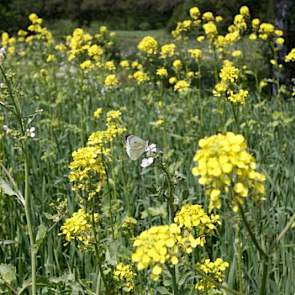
[125,134,157,167]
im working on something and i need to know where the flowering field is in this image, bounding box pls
[0,5,295,295]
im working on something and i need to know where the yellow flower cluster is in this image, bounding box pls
[26,13,53,44]
[192,132,266,211]
[121,216,138,229]
[133,70,149,84]
[104,74,119,87]
[156,67,168,77]
[174,80,189,92]
[69,110,125,195]
[174,204,220,234]
[285,48,295,62]
[213,60,248,104]
[160,43,176,58]
[60,208,99,247]
[196,258,229,292]
[1,32,16,55]
[66,28,93,61]
[137,36,158,54]
[113,263,136,292]
[132,223,203,281]
[188,48,202,60]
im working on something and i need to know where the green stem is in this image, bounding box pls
[0,65,36,295]
[237,203,268,260]
[24,145,36,295]
[159,161,174,222]
[231,103,240,133]
[235,225,244,293]
[90,198,108,294]
[168,266,178,295]
[259,259,269,295]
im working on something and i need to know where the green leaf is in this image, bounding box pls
[34,223,47,252]
[0,263,16,284]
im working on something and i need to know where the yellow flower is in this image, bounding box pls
[239,6,250,17]
[169,77,177,84]
[46,54,55,63]
[121,217,138,229]
[132,70,149,84]
[88,44,103,58]
[196,35,205,42]
[105,60,116,71]
[60,209,99,248]
[275,37,284,46]
[104,74,119,87]
[203,22,217,39]
[219,60,239,83]
[192,132,266,211]
[202,11,215,22]
[69,110,125,194]
[120,60,129,68]
[285,48,295,62]
[172,59,182,70]
[160,43,176,58]
[188,48,202,60]
[228,89,248,104]
[232,50,242,58]
[138,36,158,54]
[190,7,200,19]
[80,60,92,70]
[132,223,201,280]
[113,263,136,292]
[93,108,103,119]
[174,80,189,92]
[174,204,220,234]
[156,67,168,77]
[249,33,257,41]
[196,258,229,291]
[252,18,260,29]
[215,16,223,23]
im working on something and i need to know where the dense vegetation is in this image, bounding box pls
[0,4,295,295]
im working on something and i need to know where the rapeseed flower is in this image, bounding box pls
[174,80,189,92]
[132,223,203,280]
[104,74,119,87]
[174,204,220,235]
[113,263,136,292]
[156,67,168,77]
[192,132,266,211]
[196,258,229,292]
[285,48,295,62]
[137,36,158,54]
[60,208,99,248]
[160,43,176,58]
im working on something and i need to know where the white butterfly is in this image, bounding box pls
[125,135,149,160]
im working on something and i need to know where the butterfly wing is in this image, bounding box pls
[126,135,148,160]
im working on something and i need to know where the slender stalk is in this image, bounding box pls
[90,197,108,294]
[159,161,174,222]
[235,225,245,293]
[259,259,269,295]
[237,203,268,260]
[231,103,240,133]
[168,266,178,295]
[0,65,36,295]
[24,146,36,295]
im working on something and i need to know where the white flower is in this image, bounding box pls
[3,125,9,133]
[145,143,157,157]
[26,127,36,138]
[141,157,154,168]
